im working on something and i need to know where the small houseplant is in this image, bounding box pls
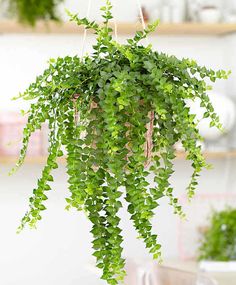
[199,208,236,262]
[3,0,63,25]
[13,1,230,284]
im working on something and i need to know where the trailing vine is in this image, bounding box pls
[4,0,63,25]
[13,1,230,284]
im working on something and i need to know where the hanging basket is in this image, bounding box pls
[12,1,230,284]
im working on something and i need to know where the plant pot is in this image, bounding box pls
[199,7,221,23]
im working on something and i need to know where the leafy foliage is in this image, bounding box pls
[5,0,63,25]
[13,1,230,283]
[198,208,236,261]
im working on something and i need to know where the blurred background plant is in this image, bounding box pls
[1,0,64,25]
[199,207,236,261]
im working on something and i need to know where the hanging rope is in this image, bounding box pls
[136,0,149,45]
[113,17,118,41]
[81,0,92,57]
[136,0,146,30]
[72,0,92,126]
[72,94,80,125]
[111,0,118,41]
[144,111,154,167]
[135,0,152,165]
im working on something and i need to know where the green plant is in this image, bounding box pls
[13,1,230,284]
[199,207,236,261]
[5,0,63,25]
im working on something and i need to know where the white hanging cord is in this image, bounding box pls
[136,0,146,30]
[112,0,118,41]
[135,0,151,165]
[113,17,118,42]
[136,0,149,45]
[81,0,92,57]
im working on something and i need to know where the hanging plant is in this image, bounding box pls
[12,1,230,284]
[6,0,63,25]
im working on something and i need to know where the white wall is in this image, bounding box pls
[1,1,236,284]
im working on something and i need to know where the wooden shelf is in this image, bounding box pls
[1,151,236,164]
[176,150,236,159]
[1,21,236,35]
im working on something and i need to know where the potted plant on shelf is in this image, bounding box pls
[198,5,222,24]
[198,207,236,272]
[5,0,63,25]
[12,1,230,284]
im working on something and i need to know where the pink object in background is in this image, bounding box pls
[0,112,45,157]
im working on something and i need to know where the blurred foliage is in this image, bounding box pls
[199,208,236,261]
[12,0,230,284]
[4,0,63,25]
